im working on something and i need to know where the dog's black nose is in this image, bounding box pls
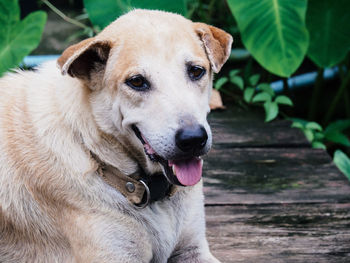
[175,125,208,153]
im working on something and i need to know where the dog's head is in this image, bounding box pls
[58,10,232,186]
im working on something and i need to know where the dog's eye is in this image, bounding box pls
[125,75,150,91]
[188,65,206,81]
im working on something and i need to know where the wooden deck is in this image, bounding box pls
[203,107,350,263]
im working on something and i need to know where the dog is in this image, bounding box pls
[0,9,232,262]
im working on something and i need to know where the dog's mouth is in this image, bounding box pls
[132,125,203,186]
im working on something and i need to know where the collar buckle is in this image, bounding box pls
[90,150,176,208]
[135,180,150,209]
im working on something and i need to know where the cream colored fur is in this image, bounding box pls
[0,10,232,263]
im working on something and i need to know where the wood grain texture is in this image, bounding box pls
[208,109,309,147]
[204,108,350,262]
[203,147,350,205]
[210,120,309,147]
[206,204,350,263]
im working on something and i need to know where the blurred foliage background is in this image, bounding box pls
[1,0,350,179]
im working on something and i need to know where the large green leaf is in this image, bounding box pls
[306,0,350,68]
[84,0,187,29]
[0,0,19,27]
[227,0,309,77]
[0,0,47,76]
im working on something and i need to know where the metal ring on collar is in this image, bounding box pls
[135,180,150,209]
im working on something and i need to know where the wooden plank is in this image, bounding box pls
[203,148,350,205]
[210,119,310,147]
[206,203,350,263]
[205,107,350,262]
[208,106,309,147]
[208,107,265,122]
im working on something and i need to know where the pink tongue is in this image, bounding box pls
[173,158,202,186]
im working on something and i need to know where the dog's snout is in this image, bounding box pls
[175,125,208,153]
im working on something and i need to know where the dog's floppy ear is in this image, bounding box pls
[57,38,111,79]
[194,23,233,73]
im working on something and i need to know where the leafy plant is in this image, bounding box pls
[83,0,188,30]
[333,150,350,181]
[291,119,350,149]
[306,0,350,68]
[227,0,350,79]
[0,0,47,76]
[253,84,293,122]
[305,0,350,122]
[323,120,350,147]
[224,0,350,131]
[291,119,326,149]
[227,0,309,77]
[291,118,350,181]
[215,70,293,122]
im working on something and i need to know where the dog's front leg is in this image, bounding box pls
[168,183,221,263]
[64,211,153,263]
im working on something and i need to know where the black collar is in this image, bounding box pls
[138,171,175,202]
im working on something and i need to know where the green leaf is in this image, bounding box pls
[291,122,304,129]
[252,92,272,103]
[333,150,350,180]
[324,131,350,147]
[229,69,240,78]
[289,118,310,128]
[214,77,228,90]
[230,75,244,90]
[257,83,275,96]
[0,0,19,26]
[249,74,260,86]
[303,129,314,142]
[314,131,325,141]
[275,95,293,106]
[227,0,309,77]
[306,122,323,131]
[244,87,255,103]
[306,0,350,67]
[324,119,350,134]
[312,141,326,150]
[263,101,278,122]
[84,0,188,29]
[0,1,47,76]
